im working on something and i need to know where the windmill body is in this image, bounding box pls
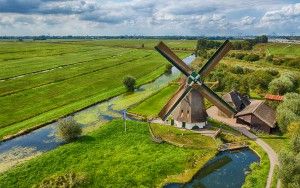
[172,87,208,129]
[155,40,237,130]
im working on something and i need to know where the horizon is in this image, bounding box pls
[0,0,299,36]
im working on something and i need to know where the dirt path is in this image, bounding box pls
[207,106,279,188]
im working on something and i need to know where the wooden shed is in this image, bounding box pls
[235,100,276,133]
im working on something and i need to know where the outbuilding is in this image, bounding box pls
[235,100,276,133]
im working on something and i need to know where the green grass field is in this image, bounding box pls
[0,40,192,139]
[129,84,179,118]
[0,120,217,188]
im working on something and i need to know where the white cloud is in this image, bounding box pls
[0,0,299,35]
[261,3,300,23]
[240,16,256,26]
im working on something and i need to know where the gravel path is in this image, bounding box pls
[207,106,279,188]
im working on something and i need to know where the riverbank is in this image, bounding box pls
[0,120,218,187]
[0,65,167,142]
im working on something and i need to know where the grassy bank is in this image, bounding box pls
[129,84,179,118]
[242,141,270,188]
[0,120,217,187]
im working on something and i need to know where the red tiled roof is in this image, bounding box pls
[265,94,284,101]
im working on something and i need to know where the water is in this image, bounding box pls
[165,148,260,188]
[0,55,195,166]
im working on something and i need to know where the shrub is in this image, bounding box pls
[248,70,273,92]
[37,172,88,188]
[197,48,208,58]
[268,76,295,95]
[56,118,82,142]
[266,55,273,62]
[231,65,244,74]
[235,53,245,60]
[266,68,279,76]
[123,75,136,92]
[276,93,300,132]
[243,54,260,62]
[164,64,173,74]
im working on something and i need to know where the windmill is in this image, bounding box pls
[155,40,237,129]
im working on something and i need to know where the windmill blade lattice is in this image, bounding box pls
[155,40,237,121]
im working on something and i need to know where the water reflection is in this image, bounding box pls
[165,149,260,188]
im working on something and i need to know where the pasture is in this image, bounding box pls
[0,120,217,187]
[129,84,179,118]
[0,40,193,139]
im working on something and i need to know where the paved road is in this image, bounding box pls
[207,106,279,188]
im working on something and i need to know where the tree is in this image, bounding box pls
[56,118,82,142]
[123,75,136,92]
[164,64,173,74]
[243,54,260,62]
[276,93,300,132]
[248,70,273,92]
[279,121,300,187]
[268,76,295,95]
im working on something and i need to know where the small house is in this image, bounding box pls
[219,90,251,117]
[235,100,276,133]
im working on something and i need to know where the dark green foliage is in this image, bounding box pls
[248,70,274,92]
[243,54,260,62]
[231,66,244,74]
[123,75,136,92]
[266,69,279,76]
[266,55,274,62]
[279,123,300,187]
[197,48,208,58]
[164,64,173,74]
[255,35,268,43]
[235,53,246,60]
[57,118,82,142]
[268,74,297,95]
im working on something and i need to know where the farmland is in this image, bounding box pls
[0,39,299,188]
[0,40,192,139]
[0,120,217,187]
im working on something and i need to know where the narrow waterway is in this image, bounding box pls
[165,148,260,188]
[0,55,195,170]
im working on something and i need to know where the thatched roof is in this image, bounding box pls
[222,90,250,111]
[235,100,276,128]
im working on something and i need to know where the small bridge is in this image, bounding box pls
[218,142,248,151]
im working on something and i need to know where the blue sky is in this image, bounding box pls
[0,0,299,36]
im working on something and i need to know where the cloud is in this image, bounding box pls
[240,16,256,26]
[0,0,299,35]
[261,3,300,23]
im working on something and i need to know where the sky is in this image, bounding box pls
[0,0,299,36]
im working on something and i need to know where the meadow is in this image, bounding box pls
[0,120,217,187]
[0,40,192,139]
[129,84,179,118]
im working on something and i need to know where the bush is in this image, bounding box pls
[197,48,208,58]
[268,76,295,95]
[276,93,300,132]
[266,68,279,76]
[243,54,260,62]
[37,172,88,188]
[266,55,273,62]
[164,64,173,74]
[235,53,246,60]
[56,118,82,142]
[231,65,244,74]
[123,75,136,92]
[248,70,273,92]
